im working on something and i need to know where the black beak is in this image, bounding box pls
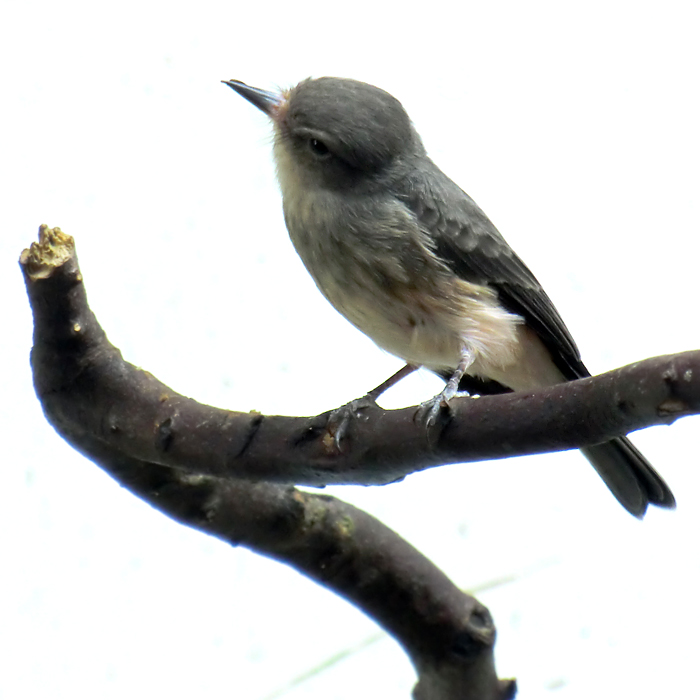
[222,80,281,116]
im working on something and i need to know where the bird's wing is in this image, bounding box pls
[397,161,589,381]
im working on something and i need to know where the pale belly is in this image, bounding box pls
[317,266,518,372]
[315,267,565,391]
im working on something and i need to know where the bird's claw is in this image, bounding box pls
[327,395,376,451]
[414,394,450,429]
[415,389,472,431]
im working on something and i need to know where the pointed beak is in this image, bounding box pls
[222,79,282,117]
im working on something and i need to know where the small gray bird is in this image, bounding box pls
[224,76,675,518]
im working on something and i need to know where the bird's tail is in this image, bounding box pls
[580,438,676,518]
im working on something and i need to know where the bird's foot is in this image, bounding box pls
[416,345,475,429]
[414,389,471,429]
[415,393,448,428]
[326,394,377,451]
[324,366,418,452]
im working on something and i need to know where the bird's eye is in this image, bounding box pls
[308,138,330,158]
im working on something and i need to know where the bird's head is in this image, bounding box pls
[223,77,423,192]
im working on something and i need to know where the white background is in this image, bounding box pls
[2,1,699,698]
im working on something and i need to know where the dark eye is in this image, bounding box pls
[308,138,330,158]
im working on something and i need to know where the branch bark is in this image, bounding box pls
[20,225,698,698]
[21,226,517,699]
[22,230,699,488]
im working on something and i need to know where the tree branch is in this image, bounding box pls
[22,229,699,489]
[21,225,518,699]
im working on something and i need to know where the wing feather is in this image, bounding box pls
[396,160,589,382]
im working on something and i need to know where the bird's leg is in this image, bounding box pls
[366,364,418,400]
[327,364,418,449]
[416,345,475,428]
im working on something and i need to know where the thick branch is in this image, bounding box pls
[21,231,699,489]
[21,226,516,700]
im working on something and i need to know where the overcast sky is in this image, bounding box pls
[2,1,699,698]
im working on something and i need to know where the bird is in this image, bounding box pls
[223,76,675,518]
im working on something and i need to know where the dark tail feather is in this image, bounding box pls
[448,370,676,517]
[581,438,676,518]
